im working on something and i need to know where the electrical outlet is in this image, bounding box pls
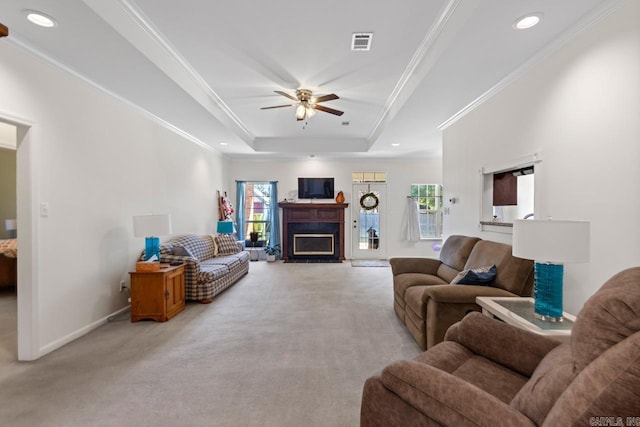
[119,280,126,292]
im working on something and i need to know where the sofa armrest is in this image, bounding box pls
[449,312,561,377]
[381,360,535,427]
[422,284,517,304]
[389,257,441,276]
[160,254,201,270]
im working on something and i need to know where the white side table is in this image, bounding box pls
[475,297,575,343]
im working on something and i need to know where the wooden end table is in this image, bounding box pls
[129,264,185,322]
[475,297,575,343]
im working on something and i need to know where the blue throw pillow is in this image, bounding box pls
[452,265,497,286]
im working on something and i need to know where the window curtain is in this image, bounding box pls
[405,197,421,241]
[235,181,246,243]
[267,181,281,256]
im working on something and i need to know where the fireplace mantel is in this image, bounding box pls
[278,202,349,261]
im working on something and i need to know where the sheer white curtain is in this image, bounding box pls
[405,197,421,241]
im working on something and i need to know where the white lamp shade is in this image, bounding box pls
[513,219,590,263]
[133,214,172,237]
[5,219,17,231]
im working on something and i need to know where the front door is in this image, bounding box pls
[351,184,386,259]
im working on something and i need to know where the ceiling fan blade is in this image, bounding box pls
[274,90,298,101]
[313,104,344,116]
[261,104,295,110]
[312,93,339,103]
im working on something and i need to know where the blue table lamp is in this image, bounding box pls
[217,220,235,235]
[513,219,590,322]
[133,214,172,261]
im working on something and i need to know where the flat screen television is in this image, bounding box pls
[298,177,334,199]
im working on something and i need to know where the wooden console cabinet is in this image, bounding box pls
[129,264,185,322]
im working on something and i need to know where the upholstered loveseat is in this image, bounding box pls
[155,234,250,303]
[361,267,640,426]
[391,235,534,349]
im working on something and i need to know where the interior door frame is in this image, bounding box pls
[1,111,38,361]
[351,183,386,260]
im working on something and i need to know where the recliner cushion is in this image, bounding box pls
[571,267,640,371]
[394,273,448,302]
[439,235,481,272]
[510,344,576,426]
[464,240,533,295]
[544,332,640,425]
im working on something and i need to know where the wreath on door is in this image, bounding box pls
[360,192,379,210]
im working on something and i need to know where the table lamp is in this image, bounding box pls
[512,219,590,322]
[216,220,235,235]
[5,219,16,238]
[133,214,172,261]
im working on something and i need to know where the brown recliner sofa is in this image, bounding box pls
[361,267,640,426]
[391,235,534,349]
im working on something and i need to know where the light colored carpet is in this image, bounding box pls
[350,260,390,267]
[0,261,420,427]
[0,288,17,366]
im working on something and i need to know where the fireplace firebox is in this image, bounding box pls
[293,234,334,255]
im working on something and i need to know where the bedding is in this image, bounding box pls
[0,238,17,258]
[0,239,17,288]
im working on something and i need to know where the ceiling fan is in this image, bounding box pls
[261,89,344,121]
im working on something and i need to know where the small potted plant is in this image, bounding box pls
[264,244,281,262]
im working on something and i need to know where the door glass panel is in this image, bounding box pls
[358,189,380,250]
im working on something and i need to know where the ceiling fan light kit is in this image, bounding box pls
[262,88,343,123]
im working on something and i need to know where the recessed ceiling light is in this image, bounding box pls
[391,143,400,147]
[24,10,57,28]
[219,142,228,146]
[513,13,542,30]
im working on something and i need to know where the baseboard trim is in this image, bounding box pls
[37,305,130,359]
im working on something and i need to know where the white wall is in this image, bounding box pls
[229,157,442,259]
[0,42,227,359]
[442,0,640,313]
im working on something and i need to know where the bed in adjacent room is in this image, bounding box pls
[0,239,17,288]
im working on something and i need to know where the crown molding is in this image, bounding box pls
[5,36,217,153]
[439,0,627,131]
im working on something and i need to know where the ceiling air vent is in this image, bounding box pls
[351,33,373,51]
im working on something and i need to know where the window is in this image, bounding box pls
[410,184,443,239]
[352,172,387,183]
[243,182,272,245]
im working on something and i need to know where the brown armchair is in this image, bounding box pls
[362,267,640,426]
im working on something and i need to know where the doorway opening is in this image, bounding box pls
[0,113,37,361]
[0,120,17,363]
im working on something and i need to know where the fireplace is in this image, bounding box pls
[293,234,334,256]
[279,202,348,262]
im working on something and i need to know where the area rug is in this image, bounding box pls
[351,260,390,267]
